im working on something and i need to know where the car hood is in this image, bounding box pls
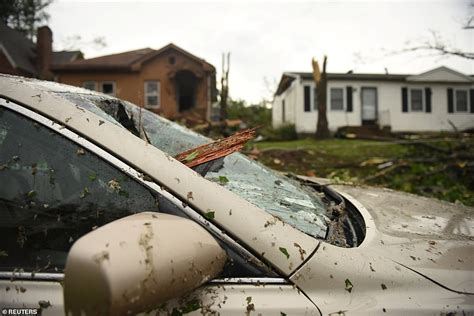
[290,179,474,314]
[328,180,473,293]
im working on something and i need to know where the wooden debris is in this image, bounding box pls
[174,127,257,168]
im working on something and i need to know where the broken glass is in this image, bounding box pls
[57,93,329,239]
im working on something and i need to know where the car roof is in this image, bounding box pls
[0,74,319,276]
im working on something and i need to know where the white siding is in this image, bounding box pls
[275,76,474,133]
[272,80,298,127]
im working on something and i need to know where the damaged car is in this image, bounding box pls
[0,74,473,315]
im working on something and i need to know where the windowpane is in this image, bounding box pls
[145,81,159,108]
[456,90,468,112]
[146,81,158,93]
[147,96,158,106]
[411,89,423,111]
[101,82,115,95]
[0,108,168,272]
[330,88,343,110]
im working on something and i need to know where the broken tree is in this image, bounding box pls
[175,127,257,168]
[313,56,330,139]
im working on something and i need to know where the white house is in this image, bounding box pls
[272,66,474,133]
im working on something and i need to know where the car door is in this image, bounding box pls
[0,99,318,315]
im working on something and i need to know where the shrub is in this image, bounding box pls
[263,124,297,141]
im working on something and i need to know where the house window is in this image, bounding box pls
[313,87,318,110]
[330,88,344,111]
[169,56,176,65]
[455,90,468,112]
[101,82,116,96]
[410,89,423,111]
[82,81,97,91]
[144,81,160,108]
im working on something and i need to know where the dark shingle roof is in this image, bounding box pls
[52,50,83,65]
[291,72,409,81]
[0,23,37,75]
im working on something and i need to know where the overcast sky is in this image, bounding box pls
[49,0,473,103]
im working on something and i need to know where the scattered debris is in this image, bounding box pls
[175,128,257,168]
[38,300,52,309]
[293,243,307,261]
[344,278,353,293]
[187,191,194,200]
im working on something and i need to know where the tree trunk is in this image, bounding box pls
[314,56,330,139]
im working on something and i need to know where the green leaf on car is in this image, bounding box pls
[279,247,290,259]
[218,176,229,185]
[204,210,215,220]
[88,173,97,181]
[184,151,199,162]
[80,187,90,199]
[27,190,36,198]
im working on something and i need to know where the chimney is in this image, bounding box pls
[36,26,53,80]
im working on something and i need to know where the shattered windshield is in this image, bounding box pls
[57,92,329,239]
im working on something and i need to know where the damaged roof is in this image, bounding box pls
[52,43,216,73]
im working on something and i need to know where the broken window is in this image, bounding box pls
[144,81,160,108]
[55,93,330,240]
[330,88,344,111]
[101,81,115,96]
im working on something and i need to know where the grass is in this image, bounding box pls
[250,137,474,206]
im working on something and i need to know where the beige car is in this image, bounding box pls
[0,74,473,315]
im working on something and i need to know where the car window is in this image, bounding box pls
[0,107,175,273]
[56,93,329,240]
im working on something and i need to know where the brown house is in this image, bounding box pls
[53,44,217,121]
[0,23,82,79]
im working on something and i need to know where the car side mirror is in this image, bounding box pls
[63,212,227,315]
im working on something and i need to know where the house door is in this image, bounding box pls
[361,87,377,125]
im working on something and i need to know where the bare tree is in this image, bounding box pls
[391,4,473,61]
[220,52,230,121]
[396,30,473,60]
[313,56,330,139]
